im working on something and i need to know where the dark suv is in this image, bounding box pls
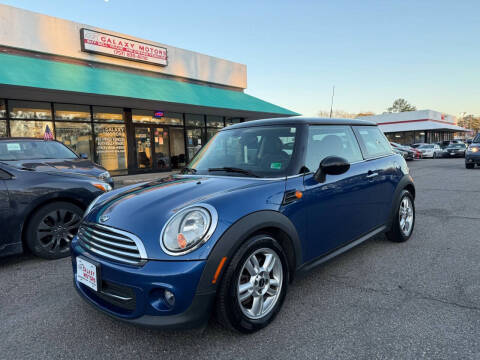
[0,138,114,259]
[72,117,415,333]
[465,134,480,168]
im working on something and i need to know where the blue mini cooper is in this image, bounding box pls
[71,117,415,333]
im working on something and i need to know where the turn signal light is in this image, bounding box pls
[295,190,303,199]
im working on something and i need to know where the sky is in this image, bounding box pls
[1,0,480,117]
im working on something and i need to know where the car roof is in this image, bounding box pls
[224,116,377,130]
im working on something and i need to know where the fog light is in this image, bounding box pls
[164,290,175,307]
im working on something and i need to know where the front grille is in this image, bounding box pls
[77,223,147,265]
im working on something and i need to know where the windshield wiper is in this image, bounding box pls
[181,167,197,174]
[208,167,260,178]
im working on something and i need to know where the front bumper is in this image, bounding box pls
[71,239,215,329]
[465,152,480,164]
[444,151,465,158]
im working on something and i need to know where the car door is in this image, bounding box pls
[352,126,397,226]
[302,125,382,261]
[0,167,12,254]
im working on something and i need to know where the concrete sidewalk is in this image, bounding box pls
[113,171,179,187]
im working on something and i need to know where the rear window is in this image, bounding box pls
[353,126,393,158]
[0,141,77,161]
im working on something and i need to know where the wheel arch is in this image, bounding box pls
[196,210,303,294]
[21,196,87,252]
[387,175,415,230]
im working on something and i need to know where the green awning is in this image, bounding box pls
[0,53,297,116]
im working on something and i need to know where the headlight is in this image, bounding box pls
[469,146,479,153]
[98,171,110,180]
[161,204,218,255]
[92,182,112,192]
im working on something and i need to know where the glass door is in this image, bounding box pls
[134,127,152,169]
[153,127,170,169]
[169,127,186,169]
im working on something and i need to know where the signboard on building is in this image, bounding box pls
[80,28,168,66]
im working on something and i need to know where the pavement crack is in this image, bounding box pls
[325,275,480,312]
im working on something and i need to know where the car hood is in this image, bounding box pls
[3,158,106,177]
[84,175,285,259]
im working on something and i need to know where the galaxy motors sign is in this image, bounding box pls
[80,28,168,66]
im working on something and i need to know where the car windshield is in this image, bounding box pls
[0,140,78,161]
[186,126,297,178]
[419,145,434,149]
[447,144,465,149]
[473,135,480,143]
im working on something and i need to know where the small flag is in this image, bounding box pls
[44,125,54,140]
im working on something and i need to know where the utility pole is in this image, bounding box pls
[329,85,335,118]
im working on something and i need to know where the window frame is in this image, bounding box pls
[352,125,393,160]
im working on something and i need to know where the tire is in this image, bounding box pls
[466,163,474,169]
[386,190,415,243]
[433,153,437,159]
[215,234,289,333]
[25,202,83,259]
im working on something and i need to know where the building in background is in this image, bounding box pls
[358,110,468,145]
[0,4,297,175]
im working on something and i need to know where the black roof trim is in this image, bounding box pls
[223,116,377,130]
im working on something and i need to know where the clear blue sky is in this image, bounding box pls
[2,0,479,117]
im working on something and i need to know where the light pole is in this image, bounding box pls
[329,85,335,118]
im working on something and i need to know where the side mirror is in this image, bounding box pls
[314,156,350,183]
[79,153,88,159]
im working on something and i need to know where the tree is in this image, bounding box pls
[355,112,376,118]
[317,109,357,119]
[457,115,480,132]
[387,99,416,113]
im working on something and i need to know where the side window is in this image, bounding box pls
[305,125,363,172]
[0,168,12,180]
[353,126,392,158]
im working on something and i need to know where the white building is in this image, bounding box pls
[0,4,297,175]
[358,110,468,145]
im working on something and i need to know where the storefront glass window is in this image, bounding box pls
[10,120,54,138]
[0,121,6,137]
[132,110,183,125]
[93,106,124,122]
[94,123,128,172]
[0,100,6,118]
[226,117,242,126]
[185,114,204,127]
[414,131,425,143]
[186,128,205,160]
[54,104,91,121]
[132,109,164,124]
[55,122,94,159]
[206,128,219,141]
[164,112,183,125]
[169,127,186,168]
[206,115,224,128]
[9,100,52,119]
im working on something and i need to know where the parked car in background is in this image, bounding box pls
[72,117,416,333]
[0,161,111,259]
[444,143,467,158]
[392,147,408,159]
[465,134,480,169]
[0,138,114,187]
[417,144,443,159]
[411,143,428,149]
[390,142,415,160]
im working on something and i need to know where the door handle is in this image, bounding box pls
[366,171,378,178]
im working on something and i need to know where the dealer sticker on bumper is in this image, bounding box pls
[76,257,99,292]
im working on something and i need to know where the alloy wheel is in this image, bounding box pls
[237,248,283,320]
[399,197,414,237]
[36,209,82,254]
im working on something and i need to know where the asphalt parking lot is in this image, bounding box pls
[1,158,479,360]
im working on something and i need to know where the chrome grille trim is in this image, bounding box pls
[77,223,147,265]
